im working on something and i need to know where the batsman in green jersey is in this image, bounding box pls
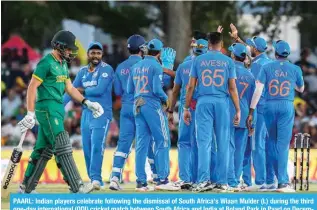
[17,30,104,194]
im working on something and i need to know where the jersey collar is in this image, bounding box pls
[144,55,160,63]
[253,53,268,62]
[87,62,102,72]
[234,60,245,68]
[129,55,142,61]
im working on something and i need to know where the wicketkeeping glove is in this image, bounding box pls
[84,100,104,118]
[160,47,176,70]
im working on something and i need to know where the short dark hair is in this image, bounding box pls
[148,50,160,56]
[208,32,222,45]
[128,49,140,54]
[193,30,207,40]
[235,55,246,62]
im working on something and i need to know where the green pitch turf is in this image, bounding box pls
[2,183,317,210]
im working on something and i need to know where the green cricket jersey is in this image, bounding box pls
[32,53,70,104]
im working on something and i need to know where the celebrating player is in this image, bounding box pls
[109,34,147,190]
[64,41,114,192]
[127,39,180,191]
[184,32,240,192]
[226,43,256,192]
[244,36,272,191]
[18,30,104,194]
[168,38,208,190]
[247,40,304,192]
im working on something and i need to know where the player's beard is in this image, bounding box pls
[89,57,101,66]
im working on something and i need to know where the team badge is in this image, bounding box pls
[102,73,108,78]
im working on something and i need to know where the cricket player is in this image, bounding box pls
[247,40,304,192]
[245,36,272,191]
[168,39,208,189]
[184,32,241,192]
[127,39,180,191]
[226,43,256,191]
[63,41,114,192]
[18,30,104,194]
[109,34,147,190]
[183,31,208,62]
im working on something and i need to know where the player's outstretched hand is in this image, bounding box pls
[18,111,36,133]
[246,114,253,131]
[217,25,224,33]
[229,23,238,39]
[85,100,104,118]
[233,111,241,126]
[183,109,191,125]
[160,47,176,70]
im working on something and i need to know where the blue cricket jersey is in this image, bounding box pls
[258,60,304,101]
[190,50,236,102]
[127,56,168,103]
[64,61,114,120]
[250,53,271,111]
[114,55,142,104]
[175,58,197,105]
[229,61,255,128]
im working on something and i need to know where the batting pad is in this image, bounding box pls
[55,131,83,193]
[25,147,53,193]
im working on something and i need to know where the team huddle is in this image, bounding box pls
[16,24,304,194]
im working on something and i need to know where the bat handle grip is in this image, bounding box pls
[17,132,27,148]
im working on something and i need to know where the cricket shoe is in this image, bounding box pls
[264,183,277,192]
[109,177,122,191]
[276,184,295,193]
[192,181,215,193]
[227,186,242,192]
[245,184,267,192]
[213,184,229,193]
[174,180,193,190]
[81,180,101,193]
[135,183,155,192]
[18,184,38,194]
[155,179,181,191]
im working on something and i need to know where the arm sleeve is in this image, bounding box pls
[174,65,182,85]
[189,59,198,78]
[250,82,264,109]
[63,69,83,106]
[32,60,50,82]
[114,70,123,96]
[127,71,135,95]
[228,59,237,79]
[85,66,114,97]
[153,65,168,102]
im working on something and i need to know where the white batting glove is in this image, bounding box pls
[18,111,36,133]
[84,100,104,118]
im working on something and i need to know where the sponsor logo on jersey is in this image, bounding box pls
[56,75,68,83]
[83,80,97,87]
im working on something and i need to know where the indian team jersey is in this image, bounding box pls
[175,59,197,105]
[190,50,236,99]
[229,61,255,128]
[130,56,167,102]
[32,53,70,104]
[250,53,271,111]
[258,60,304,101]
[115,55,142,104]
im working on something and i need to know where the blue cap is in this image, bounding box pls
[246,36,267,52]
[88,41,103,52]
[193,39,208,55]
[147,39,163,51]
[127,34,146,50]
[273,40,290,57]
[228,43,247,58]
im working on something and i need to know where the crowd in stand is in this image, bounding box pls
[1,45,317,148]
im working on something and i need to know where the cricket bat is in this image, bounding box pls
[1,131,27,198]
